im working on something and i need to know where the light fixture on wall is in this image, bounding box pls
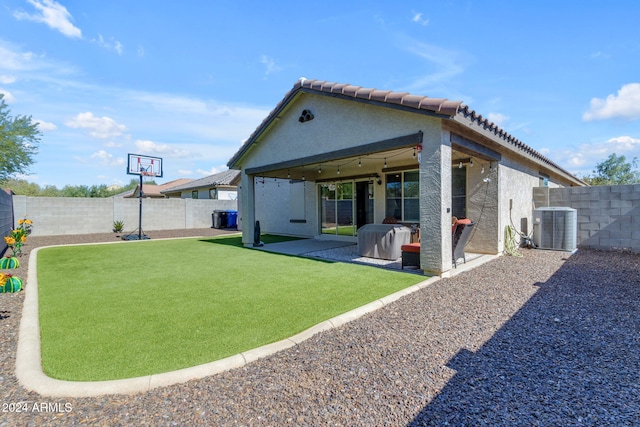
[458,161,463,169]
[318,165,322,174]
[358,158,362,167]
[287,170,290,179]
[384,158,387,168]
[481,165,485,174]
[337,167,341,175]
[376,174,382,185]
[469,159,474,167]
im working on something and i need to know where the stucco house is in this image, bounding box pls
[161,169,241,200]
[227,78,585,275]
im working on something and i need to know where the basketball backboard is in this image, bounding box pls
[127,153,163,177]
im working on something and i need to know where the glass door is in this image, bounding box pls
[320,182,355,236]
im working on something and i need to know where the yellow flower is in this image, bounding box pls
[25,219,32,225]
[0,273,6,286]
[18,219,24,225]
[20,236,26,243]
[4,236,15,245]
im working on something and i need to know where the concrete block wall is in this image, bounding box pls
[0,190,14,254]
[12,196,237,237]
[533,184,640,252]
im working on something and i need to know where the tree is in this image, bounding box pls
[582,153,640,186]
[0,94,41,181]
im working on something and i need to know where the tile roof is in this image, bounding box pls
[126,178,194,198]
[228,78,583,184]
[161,169,240,193]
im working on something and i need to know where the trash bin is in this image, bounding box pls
[227,211,238,228]
[219,211,228,228]
[212,211,221,229]
[213,210,228,228]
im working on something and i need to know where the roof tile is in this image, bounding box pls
[342,84,361,97]
[401,94,424,109]
[370,89,392,102]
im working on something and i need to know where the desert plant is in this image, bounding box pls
[113,219,125,233]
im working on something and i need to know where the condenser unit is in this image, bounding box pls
[533,207,577,252]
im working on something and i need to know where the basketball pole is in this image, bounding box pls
[138,173,143,240]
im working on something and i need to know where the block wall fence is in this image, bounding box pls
[533,184,640,253]
[11,196,237,237]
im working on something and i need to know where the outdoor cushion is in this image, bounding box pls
[452,218,472,234]
[401,243,421,253]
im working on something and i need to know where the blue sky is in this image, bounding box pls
[1,1,639,188]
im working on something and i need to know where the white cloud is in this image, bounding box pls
[92,34,123,55]
[487,112,509,127]
[90,150,125,167]
[399,38,467,92]
[411,12,429,26]
[583,83,640,121]
[65,112,128,139]
[196,166,223,176]
[104,141,123,148]
[0,75,16,84]
[134,140,190,158]
[545,135,640,177]
[14,0,82,39]
[260,55,282,76]
[178,169,193,176]
[0,89,15,103]
[605,135,640,151]
[35,119,57,131]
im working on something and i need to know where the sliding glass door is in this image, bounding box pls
[320,182,356,236]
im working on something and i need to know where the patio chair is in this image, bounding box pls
[452,221,475,268]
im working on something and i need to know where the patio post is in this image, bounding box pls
[419,128,453,275]
[240,171,256,246]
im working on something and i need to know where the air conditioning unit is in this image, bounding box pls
[533,207,577,252]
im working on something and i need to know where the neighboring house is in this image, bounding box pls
[125,178,194,198]
[161,169,241,200]
[227,78,586,275]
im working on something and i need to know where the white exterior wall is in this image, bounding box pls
[180,188,237,200]
[239,94,442,243]
[252,178,317,237]
[240,95,439,171]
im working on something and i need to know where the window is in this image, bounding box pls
[385,170,419,222]
[539,173,549,187]
[452,167,467,218]
[209,188,218,199]
[191,190,199,199]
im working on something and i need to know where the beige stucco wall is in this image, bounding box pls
[239,94,440,171]
[13,196,236,236]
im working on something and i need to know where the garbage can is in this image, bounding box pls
[227,211,238,228]
[212,211,221,229]
[219,211,228,228]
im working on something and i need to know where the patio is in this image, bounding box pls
[255,238,495,276]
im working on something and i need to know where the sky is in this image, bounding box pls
[1,1,639,188]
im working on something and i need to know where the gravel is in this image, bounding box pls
[1,230,639,426]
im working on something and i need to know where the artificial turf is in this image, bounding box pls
[36,235,423,381]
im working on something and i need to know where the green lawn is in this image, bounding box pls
[37,235,422,381]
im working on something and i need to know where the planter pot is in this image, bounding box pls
[0,276,22,293]
[0,257,19,269]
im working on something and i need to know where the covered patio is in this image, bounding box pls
[228,79,584,276]
[253,237,496,276]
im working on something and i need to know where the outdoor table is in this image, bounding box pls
[357,224,411,260]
